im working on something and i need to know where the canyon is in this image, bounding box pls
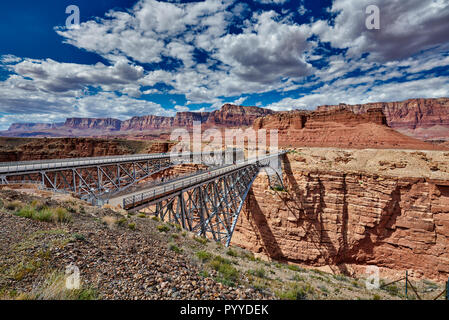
[3,98,449,144]
[232,149,449,282]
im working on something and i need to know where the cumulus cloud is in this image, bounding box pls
[1,0,449,130]
[312,0,449,61]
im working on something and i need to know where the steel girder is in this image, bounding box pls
[3,158,175,202]
[137,164,260,246]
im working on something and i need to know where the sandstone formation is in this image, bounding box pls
[232,151,449,282]
[254,108,445,150]
[5,104,273,137]
[64,118,122,131]
[317,98,449,141]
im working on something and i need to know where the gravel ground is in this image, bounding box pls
[0,189,269,300]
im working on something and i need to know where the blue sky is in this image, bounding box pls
[0,0,449,129]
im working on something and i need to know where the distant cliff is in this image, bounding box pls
[317,98,449,141]
[6,104,274,135]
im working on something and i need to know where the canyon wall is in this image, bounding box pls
[6,104,273,136]
[232,154,449,281]
[317,98,449,141]
[254,108,443,150]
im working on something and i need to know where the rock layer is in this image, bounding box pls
[317,98,449,141]
[232,155,449,281]
[6,104,273,136]
[254,108,444,150]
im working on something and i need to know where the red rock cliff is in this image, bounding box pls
[254,108,444,150]
[232,155,449,281]
[317,98,449,140]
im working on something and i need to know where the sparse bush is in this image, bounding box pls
[196,250,212,262]
[54,207,72,223]
[138,213,146,218]
[151,216,160,222]
[277,283,314,300]
[272,185,286,192]
[14,206,72,223]
[169,243,182,254]
[199,270,209,278]
[24,272,98,300]
[248,268,266,278]
[226,249,238,257]
[209,256,239,286]
[128,223,136,230]
[287,265,304,272]
[116,217,128,227]
[333,274,348,282]
[372,294,381,300]
[157,224,170,233]
[193,236,208,245]
[72,233,86,241]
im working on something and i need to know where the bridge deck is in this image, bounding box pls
[110,162,252,209]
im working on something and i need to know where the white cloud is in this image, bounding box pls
[312,0,449,61]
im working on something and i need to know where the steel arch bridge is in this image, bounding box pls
[121,153,286,246]
[0,151,237,204]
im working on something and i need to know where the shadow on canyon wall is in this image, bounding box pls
[245,154,405,276]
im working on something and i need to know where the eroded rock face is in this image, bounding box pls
[253,108,444,150]
[232,156,449,281]
[6,104,273,136]
[317,98,449,141]
[64,118,122,131]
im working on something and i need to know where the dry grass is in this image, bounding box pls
[101,216,118,229]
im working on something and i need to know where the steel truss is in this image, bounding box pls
[138,164,261,246]
[3,158,176,203]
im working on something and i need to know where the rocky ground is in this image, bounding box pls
[1,187,443,300]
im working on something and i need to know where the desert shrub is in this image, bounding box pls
[209,256,239,286]
[193,236,208,245]
[277,283,314,300]
[137,213,146,218]
[116,217,128,227]
[157,224,170,233]
[226,249,238,257]
[128,223,136,230]
[54,207,72,223]
[169,243,182,254]
[151,216,160,222]
[196,250,212,262]
[23,272,98,300]
[14,206,72,223]
[72,233,86,241]
[287,265,304,272]
[248,268,266,278]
